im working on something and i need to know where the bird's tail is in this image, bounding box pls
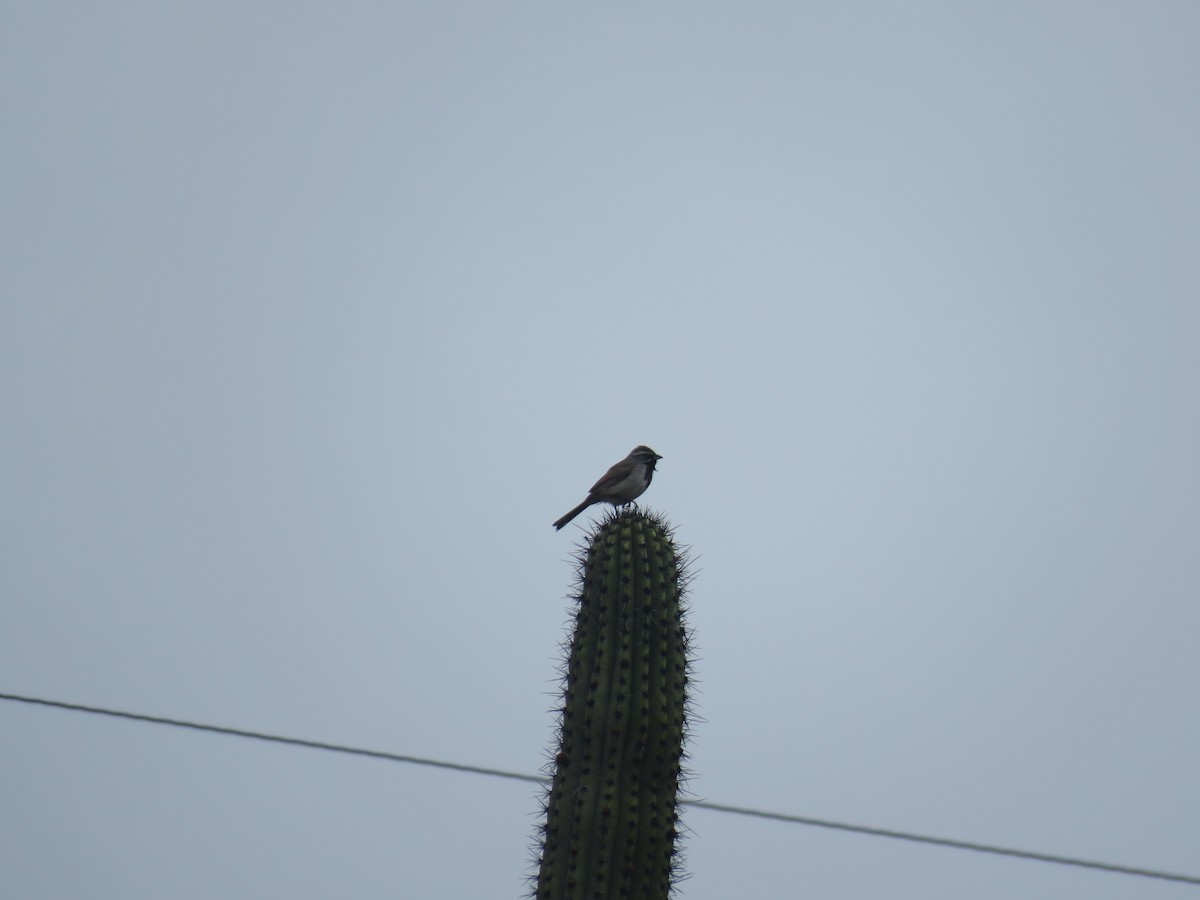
[553,498,596,531]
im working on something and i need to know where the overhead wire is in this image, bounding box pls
[2,691,1197,887]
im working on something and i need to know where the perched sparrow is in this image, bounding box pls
[553,445,663,531]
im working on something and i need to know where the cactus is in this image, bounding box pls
[533,508,692,900]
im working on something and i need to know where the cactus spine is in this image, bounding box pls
[535,509,690,900]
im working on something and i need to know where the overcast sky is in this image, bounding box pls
[3,4,1198,899]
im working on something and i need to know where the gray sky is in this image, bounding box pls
[3,4,1198,898]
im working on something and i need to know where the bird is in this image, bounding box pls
[553,445,663,531]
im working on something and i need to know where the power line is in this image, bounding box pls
[2,691,1197,887]
[689,801,1200,885]
[0,691,542,785]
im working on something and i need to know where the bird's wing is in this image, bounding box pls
[589,458,633,494]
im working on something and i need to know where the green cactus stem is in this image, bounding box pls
[534,509,692,900]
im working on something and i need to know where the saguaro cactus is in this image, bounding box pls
[534,509,692,900]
